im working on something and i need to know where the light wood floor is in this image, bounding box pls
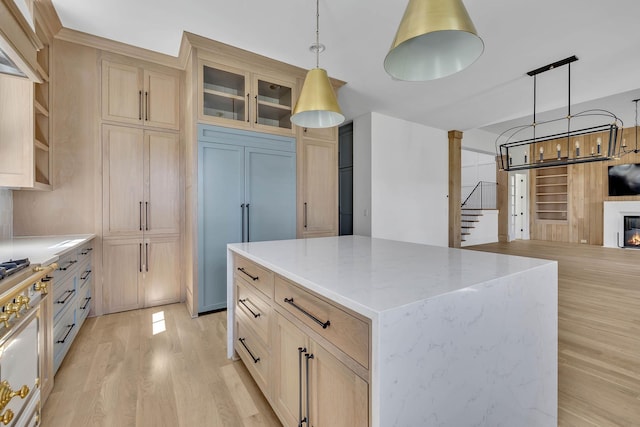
[42,304,281,427]
[466,240,640,427]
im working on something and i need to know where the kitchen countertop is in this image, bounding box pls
[227,235,558,426]
[0,234,96,266]
[227,235,555,318]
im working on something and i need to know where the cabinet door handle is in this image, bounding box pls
[145,243,149,272]
[139,243,142,272]
[145,202,149,231]
[246,93,250,122]
[145,91,149,121]
[304,202,308,229]
[254,95,258,124]
[238,298,260,318]
[305,352,314,427]
[80,270,92,280]
[138,90,142,120]
[238,338,260,363]
[81,297,91,310]
[139,201,143,231]
[283,297,331,329]
[56,323,75,344]
[241,203,245,242]
[56,289,75,304]
[298,347,306,426]
[237,267,258,281]
[58,260,77,271]
[80,247,93,255]
[246,203,250,242]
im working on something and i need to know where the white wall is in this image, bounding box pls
[462,149,496,201]
[0,189,12,240]
[461,128,498,155]
[353,112,448,247]
[353,114,372,236]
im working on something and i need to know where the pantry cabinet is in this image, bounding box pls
[102,125,180,237]
[298,136,338,237]
[102,60,180,130]
[199,59,296,136]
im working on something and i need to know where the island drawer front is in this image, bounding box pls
[234,255,275,299]
[236,278,271,346]
[275,276,369,370]
[53,274,77,321]
[235,316,270,396]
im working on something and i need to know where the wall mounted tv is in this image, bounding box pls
[608,164,640,196]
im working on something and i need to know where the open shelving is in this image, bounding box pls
[535,165,568,221]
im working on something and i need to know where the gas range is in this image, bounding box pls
[0,258,31,280]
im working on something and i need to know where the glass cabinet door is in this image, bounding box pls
[202,64,248,123]
[254,75,293,132]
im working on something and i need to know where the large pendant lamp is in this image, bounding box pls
[384,0,484,81]
[291,0,344,128]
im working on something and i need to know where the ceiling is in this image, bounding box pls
[50,0,640,135]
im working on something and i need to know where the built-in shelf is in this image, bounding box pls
[535,165,568,222]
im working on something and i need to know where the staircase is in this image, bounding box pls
[461,210,482,243]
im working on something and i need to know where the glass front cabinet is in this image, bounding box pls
[199,60,295,135]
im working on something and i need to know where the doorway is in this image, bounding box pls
[510,172,529,240]
[338,123,353,235]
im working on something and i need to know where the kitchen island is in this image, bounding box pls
[227,236,557,427]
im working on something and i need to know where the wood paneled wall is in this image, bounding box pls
[528,126,640,245]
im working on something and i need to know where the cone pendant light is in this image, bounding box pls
[291,0,344,128]
[384,0,484,81]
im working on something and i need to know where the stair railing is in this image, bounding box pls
[461,181,497,209]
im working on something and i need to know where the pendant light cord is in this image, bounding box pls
[315,0,320,69]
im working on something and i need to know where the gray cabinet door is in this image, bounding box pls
[198,142,244,313]
[245,147,296,243]
[198,125,296,313]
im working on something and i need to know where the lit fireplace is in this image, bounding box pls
[624,216,640,248]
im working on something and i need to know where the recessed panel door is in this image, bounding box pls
[245,147,296,242]
[198,142,244,313]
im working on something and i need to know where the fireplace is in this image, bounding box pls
[623,216,640,248]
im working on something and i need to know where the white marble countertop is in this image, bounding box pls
[0,234,96,266]
[228,235,555,319]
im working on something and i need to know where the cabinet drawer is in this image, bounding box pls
[53,304,76,372]
[236,278,271,346]
[235,316,270,396]
[53,275,76,320]
[275,276,369,370]
[76,243,94,263]
[234,255,274,299]
[53,250,79,283]
[78,261,92,290]
[77,285,92,326]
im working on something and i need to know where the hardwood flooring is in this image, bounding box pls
[42,304,281,427]
[466,240,640,427]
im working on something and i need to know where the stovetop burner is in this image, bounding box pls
[0,258,30,280]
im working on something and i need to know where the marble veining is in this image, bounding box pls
[227,235,558,427]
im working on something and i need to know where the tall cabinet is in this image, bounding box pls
[197,125,296,313]
[101,56,182,314]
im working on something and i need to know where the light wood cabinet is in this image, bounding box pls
[535,165,568,222]
[103,236,180,313]
[273,313,368,427]
[144,235,181,307]
[198,59,296,136]
[103,238,143,313]
[231,253,370,427]
[0,53,51,189]
[102,125,180,237]
[299,136,338,237]
[102,60,180,130]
